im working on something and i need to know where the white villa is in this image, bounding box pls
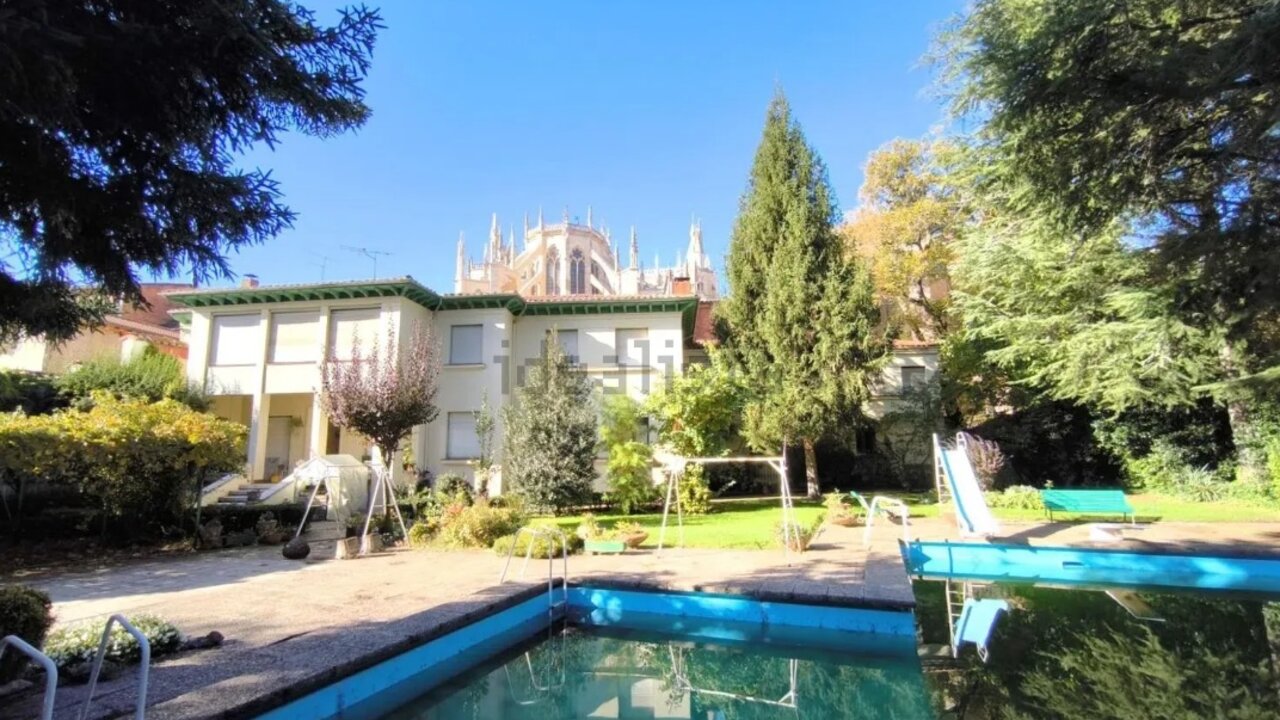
[167,211,938,503]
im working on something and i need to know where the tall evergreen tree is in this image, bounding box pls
[0,2,381,344]
[719,91,889,497]
[503,330,596,514]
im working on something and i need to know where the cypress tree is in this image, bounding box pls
[720,90,889,497]
[502,330,597,514]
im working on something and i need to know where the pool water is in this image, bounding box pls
[382,614,934,719]
[914,580,1280,719]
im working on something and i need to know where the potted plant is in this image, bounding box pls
[775,516,823,553]
[577,514,626,555]
[613,521,648,549]
[824,492,861,527]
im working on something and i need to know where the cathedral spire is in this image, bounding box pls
[562,206,570,224]
[489,213,501,261]
[455,232,466,285]
[537,206,544,232]
[507,226,516,262]
[586,205,593,229]
[688,216,705,269]
[628,226,639,270]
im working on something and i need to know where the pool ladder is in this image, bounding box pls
[1,613,151,720]
[498,526,569,618]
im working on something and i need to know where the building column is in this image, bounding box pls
[309,307,332,460]
[248,308,272,480]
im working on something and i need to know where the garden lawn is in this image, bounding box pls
[897,492,1280,523]
[537,498,826,551]
[535,492,1280,551]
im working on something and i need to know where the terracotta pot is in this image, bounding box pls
[620,531,648,549]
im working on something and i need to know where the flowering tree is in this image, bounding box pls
[320,322,441,474]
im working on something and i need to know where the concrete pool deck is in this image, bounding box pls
[2,523,910,719]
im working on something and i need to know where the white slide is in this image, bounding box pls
[940,446,1000,537]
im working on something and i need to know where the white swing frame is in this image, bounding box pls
[653,447,800,563]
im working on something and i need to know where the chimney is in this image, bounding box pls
[672,277,692,296]
[241,274,260,289]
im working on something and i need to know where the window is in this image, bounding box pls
[615,328,648,367]
[569,249,586,294]
[446,412,480,459]
[268,311,318,363]
[210,314,261,366]
[328,308,381,361]
[901,366,927,393]
[545,247,560,295]
[449,325,483,365]
[546,329,578,364]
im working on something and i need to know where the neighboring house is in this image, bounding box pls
[457,209,718,300]
[167,277,697,491]
[0,283,190,374]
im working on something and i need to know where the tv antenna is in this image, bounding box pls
[309,251,335,281]
[340,245,393,279]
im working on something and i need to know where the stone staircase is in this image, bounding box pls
[217,483,285,506]
[303,519,344,542]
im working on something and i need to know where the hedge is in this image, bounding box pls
[0,585,54,682]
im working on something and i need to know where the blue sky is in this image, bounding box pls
[214,1,961,292]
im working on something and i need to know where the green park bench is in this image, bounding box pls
[1040,489,1135,524]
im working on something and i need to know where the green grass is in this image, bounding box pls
[531,491,1280,551]
[533,498,827,551]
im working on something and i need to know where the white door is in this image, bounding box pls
[265,416,293,481]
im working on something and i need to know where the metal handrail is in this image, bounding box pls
[0,635,57,720]
[863,495,912,547]
[79,614,150,720]
[498,526,569,615]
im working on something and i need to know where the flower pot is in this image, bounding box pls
[584,539,627,555]
[620,531,648,549]
[828,514,861,528]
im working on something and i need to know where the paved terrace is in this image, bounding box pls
[1,523,909,720]
[6,517,1279,718]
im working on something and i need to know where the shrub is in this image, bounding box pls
[0,393,246,539]
[44,615,183,672]
[0,370,64,415]
[984,485,1045,510]
[964,435,1006,490]
[0,585,54,682]
[407,521,433,548]
[676,465,712,515]
[436,500,526,549]
[574,513,603,540]
[57,347,208,410]
[434,473,474,504]
[492,531,583,559]
[605,441,657,515]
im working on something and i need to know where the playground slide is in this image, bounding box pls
[940,447,1000,537]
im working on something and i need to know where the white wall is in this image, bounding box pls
[866,347,941,420]
[0,337,49,372]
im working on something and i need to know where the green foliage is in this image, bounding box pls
[57,347,208,410]
[953,214,1224,414]
[676,465,712,515]
[491,530,583,559]
[645,357,745,457]
[44,615,183,673]
[406,521,433,548]
[434,473,474,504]
[574,513,604,540]
[940,0,1280,362]
[968,400,1122,488]
[196,502,315,536]
[984,485,1044,511]
[718,90,890,492]
[503,331,596,514]
[599,395,657,515]
[0,370,64,415]
[0,2,381,345]
[0,585,53,682]
[435,499,526,549]
[0,394,246,537]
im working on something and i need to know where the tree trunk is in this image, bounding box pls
[1221,342,1264,480]
[803,439,820,499]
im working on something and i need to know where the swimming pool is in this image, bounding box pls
[254,586,932,720]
